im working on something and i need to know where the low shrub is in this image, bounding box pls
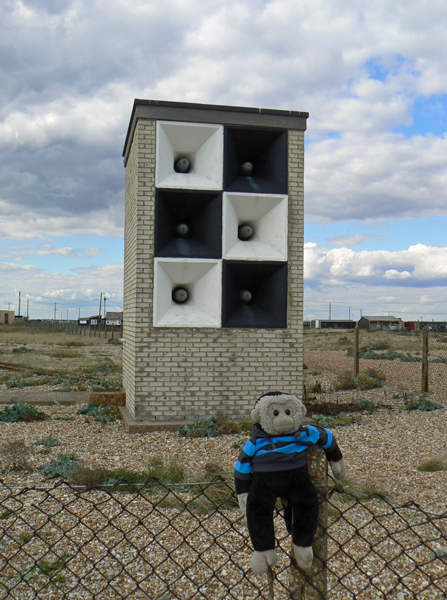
[178,417,219,438]
[418,459,446,472]
[39,453,82,479]
[33,436,60,448]
[0,440,32,471]
[77,402,121,423]
[354,373,383,390]
[0,403,49,423]
[405,394,444,412]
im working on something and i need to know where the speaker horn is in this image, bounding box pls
[224,126,288,194]
[154,259,222,327]
[155,190,222,258]
[223,192,288,261]
[222,261,287,328]
[156,121,223,190]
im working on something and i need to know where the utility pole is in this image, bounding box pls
[54,303,57,320]
[104,296,107,318]
[18,291,21,316]
[98,292,103,318]
[328,302,332,320]
[27,299,29,319]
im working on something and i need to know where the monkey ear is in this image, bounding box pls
[251,407,261,422]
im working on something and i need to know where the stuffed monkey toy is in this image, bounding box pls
[234,391,346,575]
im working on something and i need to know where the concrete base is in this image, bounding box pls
[120,405,185,434]
[0,391,89,406]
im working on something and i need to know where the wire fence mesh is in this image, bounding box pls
[1,478,446,600]
[304,327,447,403]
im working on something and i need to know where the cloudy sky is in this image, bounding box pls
[1,0,447,322]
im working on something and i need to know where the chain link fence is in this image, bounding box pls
[1,478,446,600]
[304,327,447,401]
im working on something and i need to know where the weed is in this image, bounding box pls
[418,459,446,472]
[311,413,361,428]
[33,436,60,448]
[39,453,82,480]
[405,394,444,412]
[0,510,13,519]
[178,417,219,438]
[147,457,186,484]
[215,413,241,434]
[0,403,49,423]
[6,379,26,389]
[12,346,32,353]
[0,440,32,471]
[76,402,121,423]
[334,371,355,391]
[354,373,383,390]
[354,398,380,412]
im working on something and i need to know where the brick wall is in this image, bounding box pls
[123,120,305,423]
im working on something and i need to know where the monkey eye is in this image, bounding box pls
[273,410,279,416]
[285,409,291,415]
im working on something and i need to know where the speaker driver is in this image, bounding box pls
[176,223,190,237]
[240,161,253,175]
[172,287,189,303]
[238,224,254,241]
[239,290,253,304]
[174,157,190,173]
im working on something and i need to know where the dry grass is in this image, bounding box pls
[0,324,122,391]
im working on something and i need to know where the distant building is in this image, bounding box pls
[0,310,15,325]
[358,316,402,330]
[311,319,356,329]
[106,312,123,326]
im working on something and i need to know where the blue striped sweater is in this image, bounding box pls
[234,423,343,494]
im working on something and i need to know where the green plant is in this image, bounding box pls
[34,436,60,448]
[0,403,49,422]
[354,398,380,412]
[178,417,219,438]
[12,346,32,353]
[405,394,443,412]
[147,457,186,484]
[39,453,82,480]
[77,402,121,423]
[418,459,446,472]
[354,373,383,390]
[334,371,355,391]
[6,379,26,389]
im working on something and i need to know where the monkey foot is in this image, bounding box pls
[251,549,277,575]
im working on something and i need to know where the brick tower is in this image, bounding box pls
[122,100,308,428]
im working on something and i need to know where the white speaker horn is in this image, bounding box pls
[154,259,222,327]
[223,192,288,261]
[156,121,223,190]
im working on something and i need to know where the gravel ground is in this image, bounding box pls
[1,350,447,599]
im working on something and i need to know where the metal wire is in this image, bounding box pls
[1,478,446,599]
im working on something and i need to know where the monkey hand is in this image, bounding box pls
[330,458,346,480]
[237,493,248,516]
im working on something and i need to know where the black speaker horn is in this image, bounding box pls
[155,190,222,258]
[224,126,288,194]
[222,261,287,328]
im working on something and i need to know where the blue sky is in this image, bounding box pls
[1,0,447,322]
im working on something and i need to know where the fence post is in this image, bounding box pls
[289,443,327,599]
[421,326,429,394]
[354,324,360,377]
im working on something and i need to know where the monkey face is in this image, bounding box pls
[251,393,306,436]
[266,402,297,435]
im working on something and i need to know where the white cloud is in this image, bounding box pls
[304,242,447,285]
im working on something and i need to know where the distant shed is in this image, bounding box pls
[311,319,356,329]
[358,316,402,330]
